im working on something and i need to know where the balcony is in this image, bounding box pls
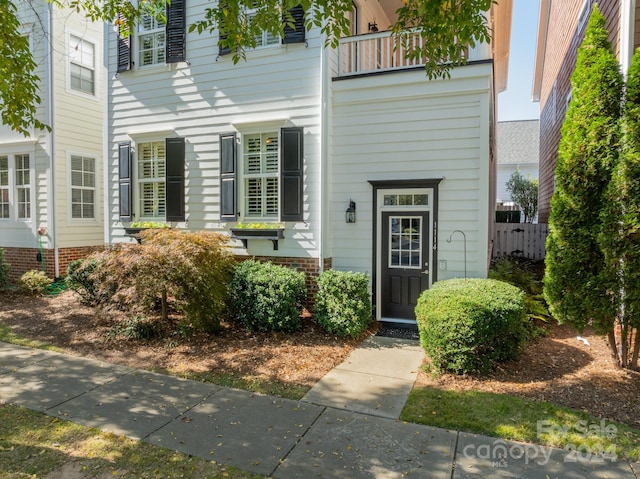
[335,30,477,78]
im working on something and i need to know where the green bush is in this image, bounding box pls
[0,248,10,287]
[19,270,53,296]
[489,256,550,326]
[314,270,372,337]
[66,258,101,304]
[231,259,307,332]
[108,315,163,341]
[416,278,527,375]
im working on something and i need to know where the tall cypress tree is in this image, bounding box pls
[599,49,640,367]
[544,5,622,338]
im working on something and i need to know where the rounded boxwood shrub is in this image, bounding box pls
[314,270,372,337]
[231,259,307,332]
[416,278,526,374]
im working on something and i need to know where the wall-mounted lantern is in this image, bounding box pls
[346,200,356,223]
[368,22,378,32]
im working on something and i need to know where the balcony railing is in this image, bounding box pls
[336,30,469,77]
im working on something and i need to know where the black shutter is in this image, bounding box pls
[220,133,237,221]
[118,142,132,221]
[280,127,304,221]
[283,5,305,44]
[117,14,132,72]
[165,137,186,222]
[166,0,186,63]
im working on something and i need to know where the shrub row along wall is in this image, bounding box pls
[3,246,104,281]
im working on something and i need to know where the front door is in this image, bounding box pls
[381,211,430,320]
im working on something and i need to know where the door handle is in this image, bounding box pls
[422,270,429,275]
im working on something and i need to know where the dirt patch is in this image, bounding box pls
[0,290,365,389]
[416,323,640,428]
[1,290,639,428]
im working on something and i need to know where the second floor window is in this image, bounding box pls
[247,10,279,48]
[138,13,166,66]
[69,35,95,95]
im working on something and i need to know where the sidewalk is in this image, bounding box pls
[0,338,636,478]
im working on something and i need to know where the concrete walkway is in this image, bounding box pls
[0,338,636,478]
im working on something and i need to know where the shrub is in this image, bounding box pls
[19,270,53,296]
[107,315,163,341]
[66,258,102,304]
[231,259,307,332]
[489,256,551,326]
[314,270,372,337]
[0,248,10,287]
[416,278,527,375]
[93,230,234,332]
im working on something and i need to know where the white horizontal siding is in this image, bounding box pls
[107,0,322,260]
[328,63,494,279]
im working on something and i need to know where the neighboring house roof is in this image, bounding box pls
[497,120,540,165]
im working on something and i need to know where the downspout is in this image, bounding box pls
[46,2,59,277]
[620,0,635,76]
[319,29,329,273]
[103,21,110,246]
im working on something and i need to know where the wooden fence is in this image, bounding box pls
[493,223,549,260]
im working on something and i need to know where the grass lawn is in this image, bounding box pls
[401,386,640,461]
[0,403,262,479]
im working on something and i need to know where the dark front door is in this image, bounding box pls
[381,211,430,320]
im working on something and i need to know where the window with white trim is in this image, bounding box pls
[138,13,166,66]
[70,155,95,219]
[0,156,9,219]
[243,132,279,218]
[15,154,30,219]
[69,34,95,95]
[137,141,166,218]
[247,9,279,48]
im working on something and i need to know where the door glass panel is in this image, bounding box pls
[389,216,422,268]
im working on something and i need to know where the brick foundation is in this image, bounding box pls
[2,246,104,281]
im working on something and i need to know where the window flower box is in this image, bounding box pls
[123,222,170,243]
[230,224,285,250]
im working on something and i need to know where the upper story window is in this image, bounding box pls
[69,34,95,95]
[70,155,96,219]
[138,13,166,67]
[218,5,306,56]
[118,0,185,72]
[247,9,279,48]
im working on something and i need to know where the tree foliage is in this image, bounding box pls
[543,5,622,336]
[599,48,640,368]
[0,0,49,135]
[4,0,493,134]
[505,170,538,223]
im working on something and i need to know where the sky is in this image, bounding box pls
[497,0,541,122]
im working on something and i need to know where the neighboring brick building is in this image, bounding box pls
[532,0,639,223]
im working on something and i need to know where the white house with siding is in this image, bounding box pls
[0,0,105,279]
[107,0,512,324]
